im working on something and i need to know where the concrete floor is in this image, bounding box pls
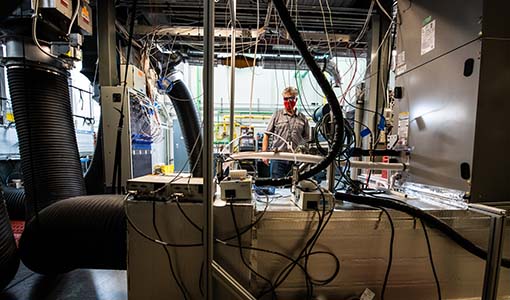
[0,264,127,300]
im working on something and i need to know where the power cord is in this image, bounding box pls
[151,200,190,300]
[421,220,442,300]
[378,206,395,300]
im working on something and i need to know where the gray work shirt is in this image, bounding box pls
[266,109,310,152]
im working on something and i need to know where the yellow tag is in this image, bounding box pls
[6,112,14,122]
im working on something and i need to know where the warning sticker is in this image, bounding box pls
[398,112,410,146]
[396,64,407,76]
[421,20,435,55]
[397,51,406,66]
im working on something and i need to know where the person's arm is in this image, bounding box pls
[262,133,270,152]
[262,112,277,165]
[302,115,310,142]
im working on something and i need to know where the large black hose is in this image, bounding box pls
[335,192,510,268]
[84,117,105,195]
[3,187,25,220]
[18,195,126,274]
[7,64,86,219]
[254,0,344,186]
[0,187,20,290]
[167,75,203,177]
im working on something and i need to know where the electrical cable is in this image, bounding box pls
[421,219,442,300]
[152,200,190,300]
[334,192,510,268]
[169,190,339,298]
[229,202,277,300]
[255,0,344,187]
[31,0,61,60]
[112,0,139,194]
[124,194,202,248]
[378,206,394,300]
[67,0,81,36]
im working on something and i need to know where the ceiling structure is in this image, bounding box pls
[113,0,388,67]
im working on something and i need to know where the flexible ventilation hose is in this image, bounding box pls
[164,71,203,177]
[18,195,126,274]
[84,117,105,195]
[3,187,25,220]
[7,64,86,219]
[0,187,20,290]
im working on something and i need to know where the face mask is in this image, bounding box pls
[284,99,297,111]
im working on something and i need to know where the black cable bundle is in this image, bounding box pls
[0,186,20,291]
[255,0,344,187]
[335,192,510,268]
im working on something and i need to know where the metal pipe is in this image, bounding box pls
[212,260,257,300]
[203,0,215,297]
[229,152,408,170]
[229,0,237,152]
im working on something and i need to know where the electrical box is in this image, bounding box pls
[39,0,73,19]
[167,177,204,202]
[295,189,334,211]
[394,0,510,202]
[101,86,153,192]
[127,174,190,200]
[120,65,147,95]
[77,2,93,35]
[220,177,252,201]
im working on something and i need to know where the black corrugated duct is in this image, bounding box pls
[6,58,126,276]
[167,74,203,177]
[84,117,105,195]
[18,195,126,274]
[7,64,86,219]
[3,187,25,220]
[0,187,20,290]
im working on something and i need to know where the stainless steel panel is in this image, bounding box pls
[127,196,510,300]
[101,86,133,190]
[253,207,510,300]
[127,201,254,300]
[40,0,73,19]
[396,0,482,73]
[395,41,481,191]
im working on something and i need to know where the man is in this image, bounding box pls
[262,86,310,178]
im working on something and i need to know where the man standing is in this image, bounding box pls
[262,86,310,178]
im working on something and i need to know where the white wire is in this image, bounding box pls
[263,130,297,164]
[318,0,333,58]
[220,134,251,155]
[248,0,261,127]
[354,0,375,43]
[32,0,60,60]
[375,0,393,21]
[67,1,81,36]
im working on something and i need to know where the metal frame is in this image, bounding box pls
[468,204,506,300]
[229,0,236,152]
[203,0,215,298]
